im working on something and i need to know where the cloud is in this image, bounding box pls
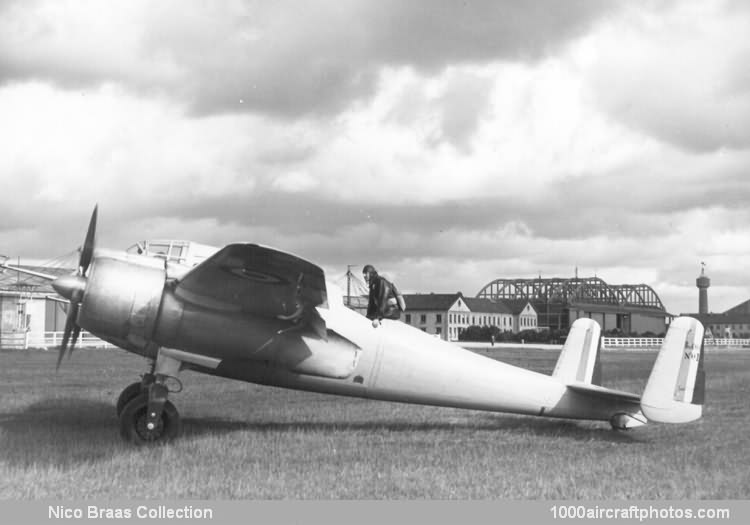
[1,0,748,319]
[583,1,750,152]
[2,76,747,261]
[359,0,616,67]
[271,171,319,193]
[0,0,618,118]
[434,71,495,152]
[0,0,178,89]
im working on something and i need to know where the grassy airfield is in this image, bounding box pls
[0,345,748,499]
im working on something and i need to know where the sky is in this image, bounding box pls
[1,0,749,316]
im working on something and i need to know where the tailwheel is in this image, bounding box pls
[119,392,182,445]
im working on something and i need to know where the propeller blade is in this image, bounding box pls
[57,303,79,371]
[79,205,98,274]
[55,206,97,370]
[69,325,82,357]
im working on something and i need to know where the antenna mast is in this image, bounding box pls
[346,265,354,306]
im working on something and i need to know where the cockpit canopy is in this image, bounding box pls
[126,240,219,269]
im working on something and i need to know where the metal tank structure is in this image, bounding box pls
[696,263,711,315]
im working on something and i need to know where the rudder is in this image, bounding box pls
[641,316,705,424]
[552,318,602,385]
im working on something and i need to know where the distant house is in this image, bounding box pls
[398,293,538,341]
[401,293,468,341]
[462,297,514,333]
[683,298,750,339]
[502,299,539,333]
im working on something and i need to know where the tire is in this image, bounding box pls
[116,382,144,417]
[119,393,182,445]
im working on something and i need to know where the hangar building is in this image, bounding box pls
[0,264,70,348]
[476,276,669,335]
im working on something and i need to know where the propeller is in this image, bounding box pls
[52,205,97,370]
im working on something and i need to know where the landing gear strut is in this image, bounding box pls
[118,351,183,445]
[115,374,154,417]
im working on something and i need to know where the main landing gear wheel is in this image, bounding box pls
[119,392,182,445]
[116,382,145,418]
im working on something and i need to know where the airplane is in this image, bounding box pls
[1,207,706,445]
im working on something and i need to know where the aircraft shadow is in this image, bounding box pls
[0,398,119,468]
[181,413,644,444]
[0,398,643,467]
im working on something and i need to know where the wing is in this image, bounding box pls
[173,244,357,378]
[174,243,327,321]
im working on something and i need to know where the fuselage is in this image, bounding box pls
[171,287,639,423]
[82,259,639,425]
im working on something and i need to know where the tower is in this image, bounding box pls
[696,262,710,314]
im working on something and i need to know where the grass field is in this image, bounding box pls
[1,345,749,499]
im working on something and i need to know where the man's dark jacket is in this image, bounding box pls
[366,275,402,321]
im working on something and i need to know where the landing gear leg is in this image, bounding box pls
[115,372,155,417]
[119,351,183,445]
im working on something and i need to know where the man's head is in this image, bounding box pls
[362,264,377,283]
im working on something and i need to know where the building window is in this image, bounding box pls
[405,314,411,324]
[420,314,426,324]
[436,327,442,335]
[436,314,442,323]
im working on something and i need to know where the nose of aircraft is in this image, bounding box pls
[52,274,87,302]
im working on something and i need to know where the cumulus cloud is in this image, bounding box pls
[0,0,617,118]
[583,1,750,152]
[1,0,749,317]
[271,171,319,193]
[0,0,178,89]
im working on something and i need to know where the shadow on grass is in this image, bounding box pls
[0,397,644,468]
[181,413,645,444]
[0,397,119,468]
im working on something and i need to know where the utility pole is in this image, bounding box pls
[346,265,354,307]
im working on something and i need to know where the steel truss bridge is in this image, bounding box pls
[476,277,667,331]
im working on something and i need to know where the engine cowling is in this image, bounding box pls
[78,257,166,352]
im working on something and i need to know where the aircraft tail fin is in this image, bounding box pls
[552,318,602,385]
[640,317,705,424]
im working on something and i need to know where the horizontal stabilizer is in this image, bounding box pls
[566,382,641,404]
[553,318,601,384]
[641,317,705,424]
